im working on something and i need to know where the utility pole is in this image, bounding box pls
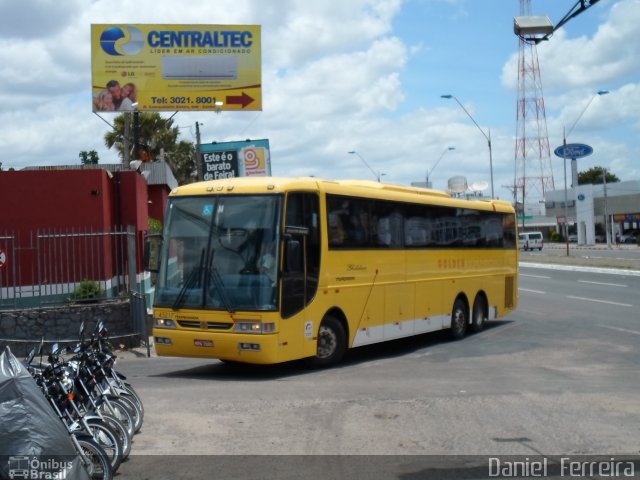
[603,168,611,248]
[123,113,131,165]
[132,111,140,161]
[195,121,203,181]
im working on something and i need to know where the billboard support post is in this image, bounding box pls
[195,121,203,181]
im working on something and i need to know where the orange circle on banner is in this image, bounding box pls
[244,149,259,169]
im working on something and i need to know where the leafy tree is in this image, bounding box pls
[104,112,179,161]
[104,112,197,185]
[79,150,99,165]
[578,166,619,185]
[168,140,198,185]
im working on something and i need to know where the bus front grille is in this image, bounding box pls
[177,320,233,330]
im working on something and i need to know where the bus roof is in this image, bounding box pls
[170,176,514,213]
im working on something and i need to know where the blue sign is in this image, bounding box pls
[200,138,271,181]
[554,143,593,159]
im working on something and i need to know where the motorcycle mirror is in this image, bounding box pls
[98,321,108,338]
[25,348,35,364]
[48,342,59,363]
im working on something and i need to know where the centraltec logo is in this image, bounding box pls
[100,26,144,56]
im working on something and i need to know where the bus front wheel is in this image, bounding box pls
[450,298,468,340]
[307,316,346,368]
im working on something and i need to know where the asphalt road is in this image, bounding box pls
[113,257,640,479]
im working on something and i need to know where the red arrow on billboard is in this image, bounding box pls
[225,92,254,108]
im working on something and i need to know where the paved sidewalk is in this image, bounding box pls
[520,242,640,270]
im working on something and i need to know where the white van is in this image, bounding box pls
[519,231,544,251]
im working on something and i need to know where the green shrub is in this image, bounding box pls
[74,278,102,300]
[149,217,163,233]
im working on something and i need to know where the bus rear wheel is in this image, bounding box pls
[450,298,468,340]
[307,316,346,368]
[471,295,487,333]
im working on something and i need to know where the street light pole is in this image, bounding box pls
[559,89,609,256]
[427,146,455,188]
[441,94,494,198]
[348,150,382,182]
[562,127,570,257]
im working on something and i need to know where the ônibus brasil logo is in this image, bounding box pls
[8,456,73,479]
[100,26,144,56]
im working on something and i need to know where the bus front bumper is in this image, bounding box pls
[152,328,283,364]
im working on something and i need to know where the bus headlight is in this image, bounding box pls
[234,321,276,334]
[155,318,176,329]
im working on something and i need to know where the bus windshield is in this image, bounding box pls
[155,194,282,311]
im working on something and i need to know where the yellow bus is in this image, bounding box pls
[151,176,518,367]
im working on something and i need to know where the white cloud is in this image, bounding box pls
[0,0,636,201]
[0,0,84,39]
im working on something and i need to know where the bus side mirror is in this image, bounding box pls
[144,233,163,273]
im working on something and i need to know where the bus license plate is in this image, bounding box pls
[194,339,213,347]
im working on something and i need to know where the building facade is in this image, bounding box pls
[544,180,640,245]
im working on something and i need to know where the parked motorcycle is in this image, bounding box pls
[18,321,145,478]
[26,343,124,473]
[1,345,108,480]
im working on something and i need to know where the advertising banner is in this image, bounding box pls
[91,24,262,112]
[200,139,271,181]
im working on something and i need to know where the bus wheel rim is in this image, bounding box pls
[317,325,337,358]
[453,310,465,332]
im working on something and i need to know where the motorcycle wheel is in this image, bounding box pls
[75,436,114,480]
[114,395,143,434]
[85,418,123,472]
[101,413,132,458]
[96,397,135,439]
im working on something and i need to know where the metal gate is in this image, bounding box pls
[0,226,134,309]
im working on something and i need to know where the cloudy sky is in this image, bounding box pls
[0,0,638,203]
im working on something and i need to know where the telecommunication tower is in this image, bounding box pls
[514,0,554,219]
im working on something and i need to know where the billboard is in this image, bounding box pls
[200,139,271,181]
[91,24,262,112]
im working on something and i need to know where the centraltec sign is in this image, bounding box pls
[554,143,593,159]
[91,24,262,112]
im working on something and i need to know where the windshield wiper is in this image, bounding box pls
[207,249,235,313]
[172,249,205,310]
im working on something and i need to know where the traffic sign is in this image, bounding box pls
[553,143,593,159]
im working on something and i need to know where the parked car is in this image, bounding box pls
[619,232,638,244]
[568,234,578,242]
[518,231,544,251]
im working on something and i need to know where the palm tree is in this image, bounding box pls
[104,112,179,162]
[104,112,197,185]
[79,150,99,165]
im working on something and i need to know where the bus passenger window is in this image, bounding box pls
[328,214,345,246]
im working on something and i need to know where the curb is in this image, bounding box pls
[520,262,640,276]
